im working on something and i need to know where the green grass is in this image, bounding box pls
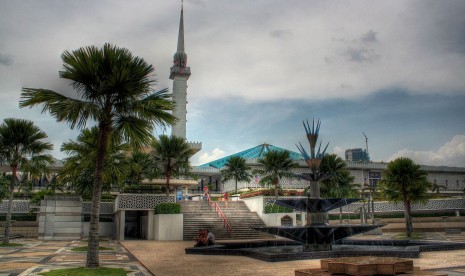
[393,232,425,240]
[40,267,128,276]
[70,246,113,252]
[0,243,23,247]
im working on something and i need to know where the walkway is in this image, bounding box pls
[121,232,465,276]
[0,239,150,276]
[0,232,464,275]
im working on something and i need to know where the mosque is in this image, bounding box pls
[1,3,465,242]
[165,5,465,196]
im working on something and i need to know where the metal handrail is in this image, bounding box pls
[207,195,232,235]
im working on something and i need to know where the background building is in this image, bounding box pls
[345,148,370,162]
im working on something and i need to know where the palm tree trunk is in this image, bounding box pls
[166,176,171,199]
[3,166,16,244]
[235,179,238,194]
[86,125,110,268]
[274,177,279,199]
[403,198,413,237]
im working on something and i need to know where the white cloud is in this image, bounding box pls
[389,135,465,167]
[332,146,345,159]
[195,148,225,165]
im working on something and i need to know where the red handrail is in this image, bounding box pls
[207,195,232,235]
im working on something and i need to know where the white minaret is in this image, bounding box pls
[169,3,202,155]
[170,3,190,139]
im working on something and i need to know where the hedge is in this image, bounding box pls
[154,203,181,214]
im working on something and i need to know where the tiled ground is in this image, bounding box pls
[121,232,465,276]
[1,232,465,276]
[0,239,150,276]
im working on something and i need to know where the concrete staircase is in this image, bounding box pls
[180,201,273,241]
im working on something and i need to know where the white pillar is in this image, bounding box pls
[147,210,154,240]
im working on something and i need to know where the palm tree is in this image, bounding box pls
[254,150,298,198]
[378,157,432,237]
[151,135,192,198]
[60,127,130,198]
[221,156,252,194]
[0,118,53,244]
[20,43,176,267]
[125,150,158,189]
[0,176,9,201]
[319,154,357,198]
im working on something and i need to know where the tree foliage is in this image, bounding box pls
[0,118,53,244]
[319,154,358,198]
[60,127,130,198]
[221,156,252,194]
[378,157,432,237]
[254,150,298,198]
[150,135,193,198]
[20,43,175,267]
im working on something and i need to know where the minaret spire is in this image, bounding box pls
[170,1,191,139]
[177,1,185,53]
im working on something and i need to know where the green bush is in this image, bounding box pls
[264,204,293,213]
[29,190,55,205]
[154,203,181,214]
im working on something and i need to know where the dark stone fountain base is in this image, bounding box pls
[185,239,465,262]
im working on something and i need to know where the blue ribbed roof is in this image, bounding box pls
[199,144,303,169]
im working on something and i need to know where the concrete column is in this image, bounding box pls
[147,210,154,240]
[116,210,125,240]
[456,210,461,217]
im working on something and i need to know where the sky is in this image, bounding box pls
[0,0,464,167]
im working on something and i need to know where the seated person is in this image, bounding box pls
[206,229,215,245]
[194,229,207,247]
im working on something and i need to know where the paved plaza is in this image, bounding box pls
[0,232,465,275]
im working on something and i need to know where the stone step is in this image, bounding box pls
[180,200,272,240]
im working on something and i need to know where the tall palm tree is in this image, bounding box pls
[0,118,53,244]
[125,150,159,188]
[222,156,252,194]
[151,135,192,198]
[60,127,130,198]
[254,150,298,198]
[319,154,357,198]
[378,157,431,237]
[20,43,176,267]
[0,176,9,202]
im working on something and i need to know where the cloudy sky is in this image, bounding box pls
[1,0,464,167]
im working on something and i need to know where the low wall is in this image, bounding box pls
[0,221,38,238]
[329,217,465,232]
[154,214,183,241]
[261,213,297,226]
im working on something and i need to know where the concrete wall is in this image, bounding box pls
[82,222,114,238]
[38,198,82,240]
[0,221,38,238]
[153,214,183,241]
[241,196,307,226]
[242,196,265,216]
[261,213,297,226]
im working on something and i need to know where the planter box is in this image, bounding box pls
[153,214,183,241]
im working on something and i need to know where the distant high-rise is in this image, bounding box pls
[170,3,190,139]
[345,148,370,162]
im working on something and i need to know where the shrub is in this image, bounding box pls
[264,204,293,213]
[154,203,181,214]
[29,190,55,205]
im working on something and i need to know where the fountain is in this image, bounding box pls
[185,119,465,261]
[253,119,381,251]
